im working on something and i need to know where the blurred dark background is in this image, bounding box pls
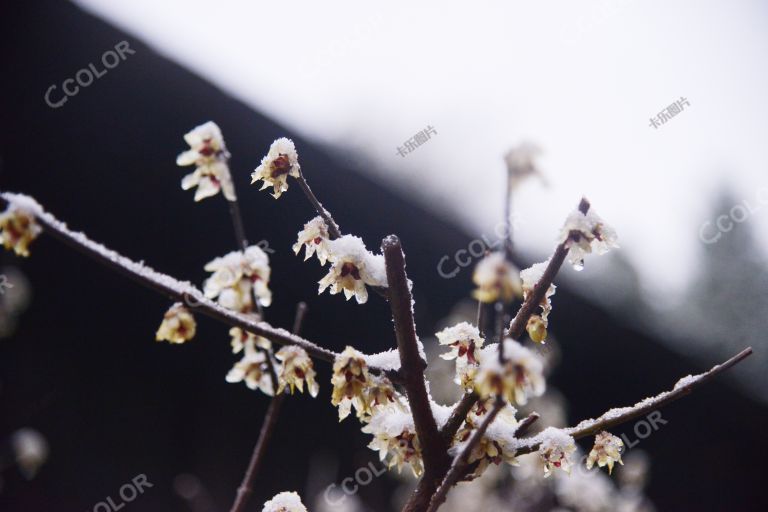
[0,1,766,511]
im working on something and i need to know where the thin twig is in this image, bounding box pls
[426,398,505,512]
[227,198,249,252]
[383,235,448,474]
[511,347,753,456]
[294,170,342,239]
[513,412,540,437]
[229,304,309,512]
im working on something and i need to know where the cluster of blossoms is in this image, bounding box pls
[472,339,546,406]
[520,260,557,343]
[586,431,624,474]
[176,121,236,202]
[275,345,319,397]
[537,427,577,477]
[155,303,196,344]
[330,346,399,421]
[203,245,273,310]
[0,203,41,257]
[452,400,520,478]
[472,252,522,304]
[363,405,424,477]
[559,206,619,270]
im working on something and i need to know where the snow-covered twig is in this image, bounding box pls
[0,192,406,380]
[294,169,342,239]
[511,347,753,456]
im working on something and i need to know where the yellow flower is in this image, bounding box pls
[363,406,424,477]
[292,216,331,265]
[176,121,235,202]
[203,246,272,310]
[251,138,301,199]
[0,205,41,257]
[452,401,519,478]
[276,346,319,397]
[538,428,576,477]
[436,322,484,363]
[318,236,386,305]
[226,351,274,396]
[526,315,548,344]
[331,346,372,420]
[155,303,196,344]
[229,326,271,354]
[586,431,624,474]
[472,252,522,303]
[473,340,545,405]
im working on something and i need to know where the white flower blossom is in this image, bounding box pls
[176,121,235,202]
[226,350,274,396]
[473,340,545,405]
[538,427,576,477]
[472,252,522,304]
[0,204,41,257]
[559,207,618,270]
[229,326,271,354]
[436,322,484,364]
[204,245,272,310]
[155,303,196,344]
[276,346,319,397]
[262,491,307,512]
[586,431,624,474]
[251,137,301,199]
[318,235,387,304]
[504,143,544,190]
[362,405,424,477]
[293,216,331,265]
[452,401,520,478]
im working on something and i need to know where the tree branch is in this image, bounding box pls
[426,398,505,512]
[0,193,407,381]
[294,170,342,239]
[382,235,448,476]
[511,347,753,456]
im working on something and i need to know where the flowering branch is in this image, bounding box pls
[295,169,342,239]
[383,235,448,474]
[511,347,753,456]
[0,193,410,382]
[229,303,307,512]
[426,398,505,512]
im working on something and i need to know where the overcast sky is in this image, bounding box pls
[74,0,768,300]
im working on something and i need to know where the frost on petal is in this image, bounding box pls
[251,137,301,199]
[292,216,331,265]
[261,491,308,512]
[362,405,424,477]
[473,340,545,405]
[0,203,42,257]
[318,235,385,304]
[436,322,484,363]
[538,427,576,477]
[203,245,272,311]
[155,303,196,344]
[558,206,618,270]
[176,122,234,202]
[472,252,522,303]
[586,431,624,474]
[276,346,319,397]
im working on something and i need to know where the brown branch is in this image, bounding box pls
[426,398,506,512]
[513,412,540,437]
[226,197,249,252]
[440,392,479,445]
[0,193,409,382]
[383,235,448,476]
[511,347,753,456]
[294,170,342,239]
